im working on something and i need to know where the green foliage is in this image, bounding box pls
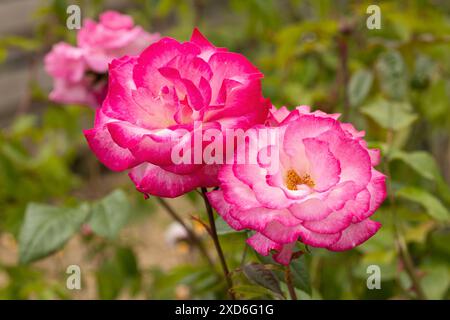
[361,99,418,131]
[421,264,449,300]
[242,263,284,298]
[19,203,90,264]
[349,69,373,108]
[288,256,312,295]
[390,150,441,181]
[18,189,137,264]
[96,246,141,299]
[376,50,408,101]
[87,190,132,240]
[397,187,449,222]
[257,249,311,296]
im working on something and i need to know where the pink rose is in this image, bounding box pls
[77,10,160,73]
[44,43,85,82]
[84,29,269,198]
[45,11,159,108]
[207,106,386,265]
[45,42,104,108]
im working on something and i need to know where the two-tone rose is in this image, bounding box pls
[207,106,386,264]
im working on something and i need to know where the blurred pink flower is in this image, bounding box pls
[84,29,269,197]
[45,11,159,108]
[77,10,160,73]
[45,42,102,108]
[207,106,386,265]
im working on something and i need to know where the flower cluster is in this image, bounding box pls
[45,17,386,262]
[45,11,159,108]
[84,29,269,197]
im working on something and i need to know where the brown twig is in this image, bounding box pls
[200,187,236,300]
[156,197,215,269]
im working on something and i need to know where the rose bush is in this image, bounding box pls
[84,29,269,197]
[207,106,386,265]
[45,11,159,108]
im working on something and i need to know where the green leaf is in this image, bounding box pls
[349,69,373,107]
[421,264,449,299]
[397,187,449,221]
[390,150,441,181]
[289,255,312,294]
[242,263,284,298]
[215,217,241,235]
[390,150,450,205]
[376,50,407,100]
[257,252,311,295]
[115,247,141,296]
[19,203,89,264]
[87,190,131,240]
[361,98,417,131]
[231,284,279,299]
[411,55,434,89]
[95,246,141,299]
[404,221,435,244]
[96,259,124,300]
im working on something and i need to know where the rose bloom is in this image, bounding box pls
[84,29,269,197]
[77,10,160,73]
[45,42,104,108]
[45,11,159,108]
[207,106,386,265]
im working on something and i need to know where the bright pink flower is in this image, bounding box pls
[77,10,160,73]
[84,29,269,198]
[207,106,386,265]
[45,11,159,108]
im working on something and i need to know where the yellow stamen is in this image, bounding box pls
[285,169,315,190]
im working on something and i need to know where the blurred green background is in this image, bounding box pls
[0,0,449,299]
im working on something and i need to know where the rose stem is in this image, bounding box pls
[156,197,215,269]
[285,265,298,300]
[200,187,236,300]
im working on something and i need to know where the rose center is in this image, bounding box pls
[285,169,315,190]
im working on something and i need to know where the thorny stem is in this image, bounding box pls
[285,265,298,300]
[156,197,215,269]
[384,130,427,300]
[200,187,236,300]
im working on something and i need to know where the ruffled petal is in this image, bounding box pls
[246,233,282,256]
[129,163,218,198]
[303,138,341,191]
[327,219,381,251]
[207,190,245,230]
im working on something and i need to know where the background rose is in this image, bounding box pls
[85,29,269,198]
[77,10,160,73]
[208,106,386,265]
[44,42,102,107]
[44,11,159,108]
